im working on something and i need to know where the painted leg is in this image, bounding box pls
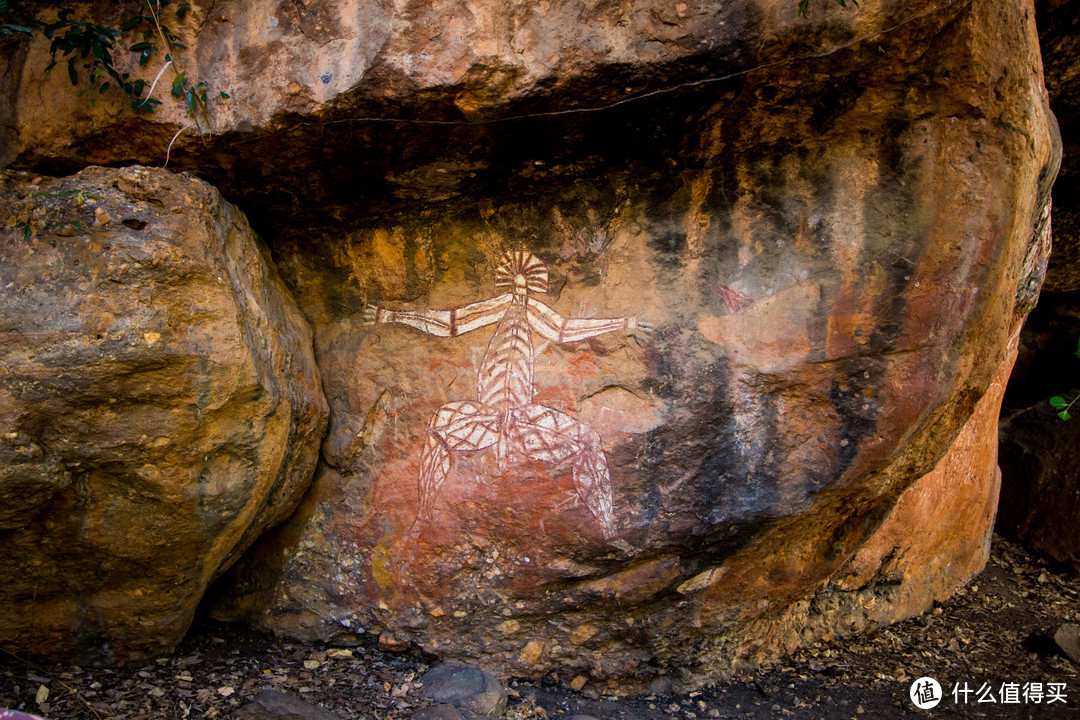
[511,404,616,538]
[414,400,500,525]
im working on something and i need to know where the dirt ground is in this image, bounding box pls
[2,535,1078,720]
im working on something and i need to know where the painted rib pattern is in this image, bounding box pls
[478,304,534,411]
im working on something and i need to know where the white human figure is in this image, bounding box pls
[364,249,649,538]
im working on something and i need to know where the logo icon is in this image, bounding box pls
[910,677,942,709]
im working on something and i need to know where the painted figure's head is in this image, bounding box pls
[494,249,548,296]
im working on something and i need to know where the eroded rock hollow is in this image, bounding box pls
[0,0,1060,688]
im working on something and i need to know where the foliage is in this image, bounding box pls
[1048,336,1080,420]
[798,0,859,17]
[39,8,160,112]
[1,0,218,128]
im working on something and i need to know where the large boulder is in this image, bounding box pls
[197,0,1058,691]
[0,166,328,662]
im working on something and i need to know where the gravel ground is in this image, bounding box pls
[2,535,1078,720]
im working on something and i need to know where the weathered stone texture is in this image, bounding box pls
[0,0,1060,689]
[0,0,1041,237]
[0,166,328,662]
[204,0,1056,690]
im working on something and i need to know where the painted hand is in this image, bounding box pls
[362,304,380,325]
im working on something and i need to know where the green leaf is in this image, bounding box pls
[99,82,110,94]
[129,40,153,51]
[1075,335,1080,359]
[67,58,78,85]
[171,40,186,50]
[1060,410,1072,421]
[1049,396,1068,409]
[219,90,230,99]
[140,48,152,65]
[132,96,161,112]
[122,17,142,31]
[176,2,190,19]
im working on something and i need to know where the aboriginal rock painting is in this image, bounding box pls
[364,250,649,538]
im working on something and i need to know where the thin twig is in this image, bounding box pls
[144,58,171,103]
[143,0,209,139]
[164,124,187,167]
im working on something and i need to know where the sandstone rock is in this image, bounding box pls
[198,0,1057,691]
[420,664,507,718]
[785,331,1016,645]
[997,395,1080,572]
[0,166,328,662]
[1054,624,1080,665]
[233,690,342,720]
[0,0,1039,240]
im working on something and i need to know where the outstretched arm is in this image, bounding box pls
[527,297,651,343]
[364,293,513,337]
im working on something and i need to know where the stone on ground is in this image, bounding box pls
[1053,624,1080,665]
[420,664,507,717]
[233,689,342,720]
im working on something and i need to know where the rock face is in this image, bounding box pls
[199,0,1057,690]
[0,0,1060,689]
[0,166,328,662]
[0,0,1052,239]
